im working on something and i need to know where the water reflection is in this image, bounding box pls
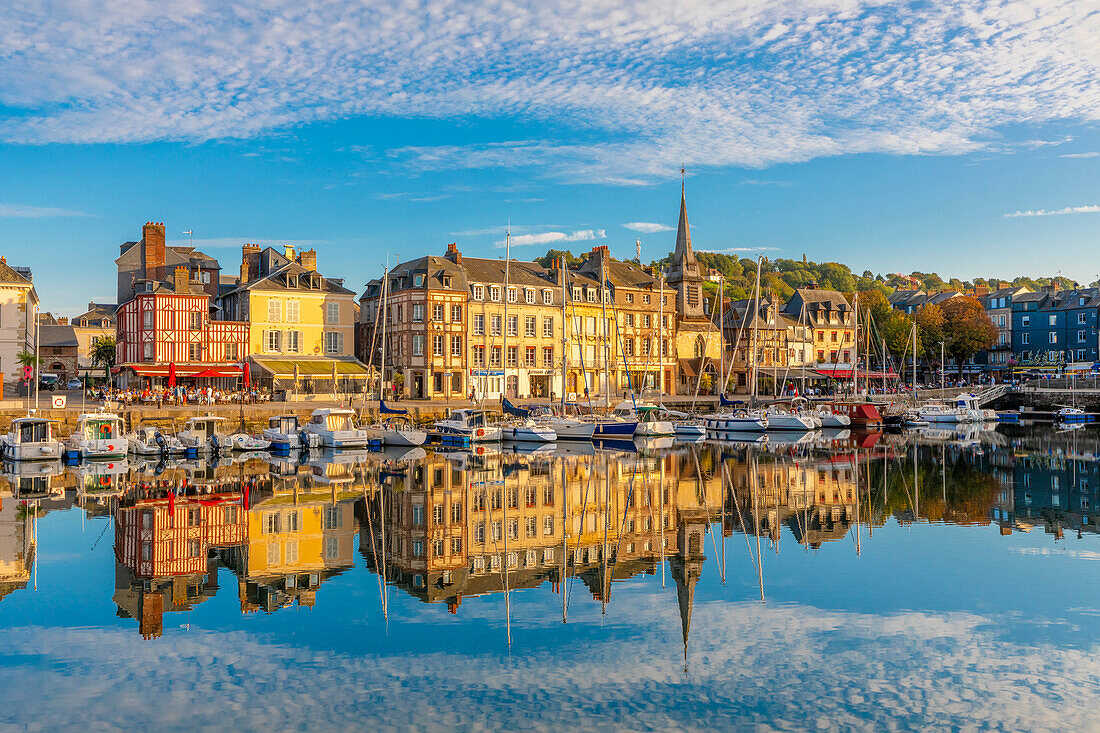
[0,426,1098,728]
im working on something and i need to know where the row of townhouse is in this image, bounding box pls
[111,222,365,390]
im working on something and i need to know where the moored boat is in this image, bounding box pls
[0,416,63,462]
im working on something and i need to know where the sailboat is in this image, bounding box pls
[706,258,769,433]
[369,265,427,446]
[588,255,638,439]
[547,258,596,439]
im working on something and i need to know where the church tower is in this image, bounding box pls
[667,179,705,321]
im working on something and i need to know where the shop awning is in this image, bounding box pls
[115,363,242,378]
[249,356,371,379]
[813,368,898,380]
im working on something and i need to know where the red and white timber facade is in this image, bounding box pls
[115,284,248,386]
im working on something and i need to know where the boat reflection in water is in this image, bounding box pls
[0,424,1098,729]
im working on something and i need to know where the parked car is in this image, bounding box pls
[38,373,59,391]
[65,378,83,390]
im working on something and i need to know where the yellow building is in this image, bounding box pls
[0,259,38,394]
[71,302,116,381]
[219,244,367,391]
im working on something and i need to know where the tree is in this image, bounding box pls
[881,311,918,364]
[915,304,945,368]
[940,295,996,379]
[536,249,583,269]
[90,336,116,384]
[15,350,38,385]
[858,290,892,330]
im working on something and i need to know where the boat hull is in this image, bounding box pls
[591,420,637,439]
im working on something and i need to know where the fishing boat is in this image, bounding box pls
[434,409,503,442]
[302,407,373,448]
[128,425,185,456]
[178,414,234,452]
[262,414,323,450]
[373,401,427,446]
[0,415,62,461]
[67,411,129,459]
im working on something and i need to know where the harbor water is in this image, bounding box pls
[0,423,1098,730]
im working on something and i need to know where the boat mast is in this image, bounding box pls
[600,257,612,411]
[379,265,389,402]
[717,274,725,399]
[658,267,664,399]
[560,257,567,411]
[750,257,762,405]
[911,321,917,400]
[852,293,859,399]
[503,226,511,401]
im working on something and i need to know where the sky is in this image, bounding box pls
[1,0,1098,315]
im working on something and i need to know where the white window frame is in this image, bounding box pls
[473,285,484,301]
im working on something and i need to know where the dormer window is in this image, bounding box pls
[414,274,424,287]
[586,288,595,303]
[524,288,534,304]
[572,286,581,301]
[490,286,501,302]
[442,275,453,288]
[473,285,484,301]
[288,274,298,288]
[507,287,517,303]
[80,319,88,327]
[542,289,552,305]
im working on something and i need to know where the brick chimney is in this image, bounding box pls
[589,245,611,268]
[142,222,166,281]
[297,248,317,272]
[283,245,296,261]
[57,316,69,325]
[445,242,462,264]
[174,266,190,293]
[240,244,261,283]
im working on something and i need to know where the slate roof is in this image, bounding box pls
[226,260,354,296]
[1050,288,1100,310]
[39,325,78,349]
[0,260,32,285]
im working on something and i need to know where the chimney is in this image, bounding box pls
[298,248,317,272]
[805,281,818,290]
[142,222,166,281]
[174,266,190,293]
[57,316,69,325]
[590,245,610,267]
[283,245,296,261]
[240,244,261,283]
[445,242,462,264]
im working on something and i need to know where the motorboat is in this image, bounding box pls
[813,405,852,429]
[230,433,272,451]
[434,409,503,442]
[1056,406,1089,423]
[612,401,673,437]
[764,404,819,431]
[262,414,323,450]
[302,408,374,448]
[178,415,234,452]
[0,415,62,461]
[704,409,769,432]
[67,411,129,459]
[128,425,185,456]
[953,393,998,422]
[529,406,596,440]
[502,420,557,442]
[916,403,967,423]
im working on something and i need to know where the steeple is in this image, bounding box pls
[667,170,705,320]
[674,178,693,263]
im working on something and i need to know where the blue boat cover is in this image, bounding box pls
[719,394,743,407]
[503,398,529,418]
[380,400,408,415]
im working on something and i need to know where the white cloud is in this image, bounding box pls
[1060,152,1100,158]
[496,229,606,247]
[1004,205,1100,218]
[1,1,1099,184]
[623,222,674,233]
[0,203,89,218]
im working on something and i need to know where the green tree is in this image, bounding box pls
[15,350,38,384]
[90,336,116,384]
[940,296,996,378]
[536,249,582,268]
[915,303,945,365]
[858,290,892,330]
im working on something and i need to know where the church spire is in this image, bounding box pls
[673,166,693,264]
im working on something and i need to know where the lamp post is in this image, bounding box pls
[939,340,946,391]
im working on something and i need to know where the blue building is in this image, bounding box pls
[1011,288,1100,370]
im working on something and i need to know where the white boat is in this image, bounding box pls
[1056,406,1088,423]
[917,404,967,423]
[612,401,673,437]
[704,410,769,432]
[953,394,997,421]
[128,426,185,456]
[377,416,427,446]
[813,406,852,428]
[0,416,63,462]
[548,416,596,440]
[262,414,323,450]
[502,419,557,442]
[764,406,819,431]
[302,408,373,448]
[658,407,707,437]
[434,409,503,442]
[67,411,129,459]
[230,433,272,451]
[178,415,234,452]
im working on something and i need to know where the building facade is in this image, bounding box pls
[72,303,116,381]
[0,259,37,394]
[115,222,221,306]
[782,286,855,368]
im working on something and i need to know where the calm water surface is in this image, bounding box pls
[1,425,1098,731]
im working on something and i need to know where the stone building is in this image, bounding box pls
[0,259,37,395]
[38,324,79,382]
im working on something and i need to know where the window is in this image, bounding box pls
[325,537,339,559]
[1079,313,1088,325]
[624,313,633,327]
[491,346,502,367]
[1049,332,1057,344]
[268,299,282,322]
[412,334,424,356]
[265,330,282,352]
[451,537,462,554]
[143,342,155,360]
[143,310,154,329]
[433,334,444,355]
[625,293,634,303]
[525,316,536,337]
[267,543,280,566]
[642,294,651,305]
[542,289,552,305]
[473,314,485,335]
[624,338,634,356]
[526,517,537,538]
[263,512,281,534]
[1049,314,1057,326]
[525,346,536,367]
[507,315,518,337]
[1022,315,1030,327]
[188,343,202,361]
[491,315,502,336]
[285,330,300,353]
[586,288,595,303]
[490,286,501,302]
[433,303,444,322]
[507,519,519,540]
[507,346,518,367]
[507,287,517,303]
[323,506,342,529]
[412,540,424,558]
[286,299,299,323]
[475,522,485,543]
[412,304,424,322]
[413,274,424,287]
[452,305,462,323]
[473,285,484,300]
[472,346,485,367]
[543,347,554,368]
[1021,333,1030,345]
[433,539,445,556]
[642,314,651,328]
[586,316,596,335]
[226,342,239,360]
[543,316,553,337]
[451,336,462,356]
[544,515,554,536]
[1079,330,1087,343]
[572,286,581,301]
[324,331,344,354]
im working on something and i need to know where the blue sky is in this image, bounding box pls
[1,0,1099,314]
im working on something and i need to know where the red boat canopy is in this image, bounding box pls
[116,363,242,378]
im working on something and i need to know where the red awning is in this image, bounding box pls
[119,363,242,378]
[814,368,898,379]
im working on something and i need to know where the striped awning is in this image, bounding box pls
[248,357,371,379]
